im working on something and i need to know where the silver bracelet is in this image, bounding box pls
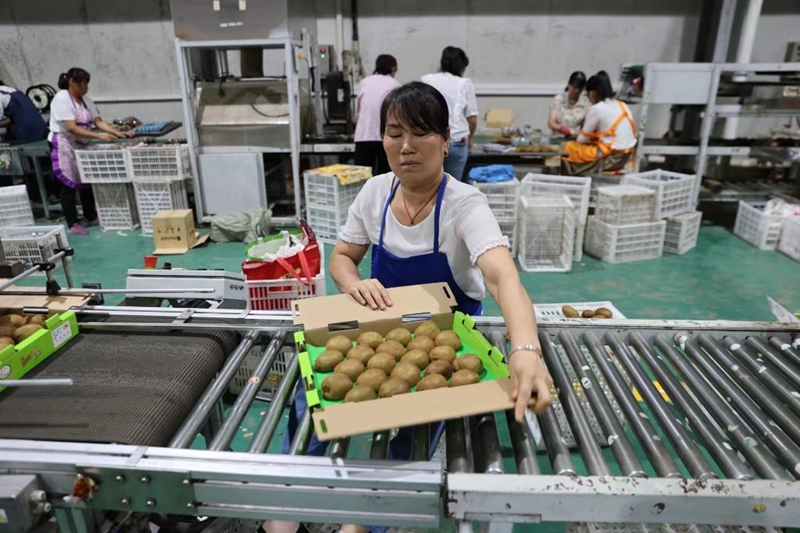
[509,344,542,358]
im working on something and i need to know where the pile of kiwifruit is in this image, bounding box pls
[561,305,613,319]
[313,321,485,403]
[0,313,48,351]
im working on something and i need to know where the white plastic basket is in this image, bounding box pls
[585,217,666,264]
[517,195,575,272]
[589,174,625,207]
[733,201,784,251]
[469,179,520,223]
[622,169,698,219]
[596,185,657,225]
[75,147,131,183]
[247,242,328,311]
[498,219,517,256]
[777,216,800,262]
[0,225,70,270]
[535,301,627,319]
[304,166,369,212]
[128,145,190,182]
[664,211,702,255]
[306,205,348,245]
[229,345,293,396]
[0,186,34,228]
[93,183,139,231]
[134,180,190,234]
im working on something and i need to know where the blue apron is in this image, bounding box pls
[1,89,48,143]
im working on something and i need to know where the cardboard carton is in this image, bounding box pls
[292,282,516,441]
[152,210,209,255]
[485,108,513,129]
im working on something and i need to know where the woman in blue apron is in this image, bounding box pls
[0,83,48,143]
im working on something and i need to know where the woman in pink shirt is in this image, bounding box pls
[354,55,400,175]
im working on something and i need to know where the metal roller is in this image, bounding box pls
[697,334,800,444]
[683,338,800,476]
[370,431,390,460]
[329,438,350,460]
[446,418,473,474]
[723,337,800,417]
[475,414,504,474]
[768,336,800,369]
[248,353,301,453]
[539,332,611,476]
[655,335,792,481]
[745,336,800,389]
[412,424,431,462]
[629,332,753,480]
[607,332,716,479]
[289,408,313,455]
[537,406,577,476]
[583,332,681,478]
[558,331,646,477]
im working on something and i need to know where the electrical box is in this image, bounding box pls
[316,44,335,76]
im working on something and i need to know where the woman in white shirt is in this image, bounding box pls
[548,71,590,138]
[49,68,132,235]
[421,47,478,181]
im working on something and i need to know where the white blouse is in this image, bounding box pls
[339,173,509,301]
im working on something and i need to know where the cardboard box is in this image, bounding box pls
[485,108,513,129]
[152,210,209,255]
[292,282,515,441]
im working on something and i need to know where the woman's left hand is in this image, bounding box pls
[117,130,135,138]
[508,349,553,421]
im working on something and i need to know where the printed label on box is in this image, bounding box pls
[52,322,73,348]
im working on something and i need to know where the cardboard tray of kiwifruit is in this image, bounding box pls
[292,282,514,441]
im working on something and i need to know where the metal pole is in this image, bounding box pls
[329,438,350,460]
[285,39,302,221]
[583,332,681,478]
[682,338,800,476]
[746,336,800,389]
[289,408,313,455]
[768,336,800,369]
[0,378,74,388]
[248,353,301,453]
[210,331,288,451]
[0,264,43,292]
[412,424,431,461]
[698,334,800,443]
[54,233,74,289]
[370,431,391,460]
[557,331,646,478]
[607,332,716,479]
[169,331,262,448]
[539,332,611,476]
[655,335,792,481]
[629,332,753,480]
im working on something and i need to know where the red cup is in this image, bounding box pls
[143,255,158,269]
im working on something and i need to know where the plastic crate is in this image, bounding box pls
[0,186,34,228]
[733,201,785,250]
[588,174,625,207]
[0,225,70,270]
[535,301,627,319]
[247,242,327,311]
[75,147,131,183]
[229,345,293,397]
[498,219,517,256]
[134,180,189,234]
[778,216,800,262]
[622,169,698,219]
[596,185,657,225]
[128,145,190,182]
[469,179,520,223]
[304,165,370,211]
[585,217,665,264]
[517,195,575,272]
[664,211,702,255]
[93,183,139,231]
[306,205,348,245]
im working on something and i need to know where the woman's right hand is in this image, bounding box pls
[347,278,393,310]
[97,133,115,142]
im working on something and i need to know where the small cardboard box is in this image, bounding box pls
[485,108,513,129]
[152,209,209,255]
[292,282,515,441]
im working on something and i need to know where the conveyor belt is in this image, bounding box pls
[0,328,237,446]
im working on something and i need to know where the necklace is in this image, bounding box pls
[401,179,442,225]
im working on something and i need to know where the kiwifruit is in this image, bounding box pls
[367,352,396,374]
[14,324,42,343]
[414,321,441,338]
[314,350,345,372]
[434,330,462,351]
[25,315,47,326]
[356,368,388,390]
[334,359,365,381]
[386,328,412,347]
[408,335,435,354]
[345,385,377,403]
[379,377,410,398]
[347,344,375,365]
[450,369,480,387]
[561,305,580,318]
[376,340,406,361]
[0,325,16,338]
[417,373,448,391]
[429,345,457,364]
[391,362,421,387]
[401,349,429,370]
[454,354,483,374]
[424,359,453,379]
[0,315,25,328]
[581,309,596,319]
[321,373,353,401]
[326,334,353,353]
[594,307,613,319]
[357,331,384,349]
[0,337,14,351]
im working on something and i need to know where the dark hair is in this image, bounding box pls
[586,74,615,101]
[58,68,90,90]
[374,54,397,76]
[566,71,586,91]
[380,82,449,140]
[440,46,469,77]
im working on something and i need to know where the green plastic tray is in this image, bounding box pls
[297,311,509,410]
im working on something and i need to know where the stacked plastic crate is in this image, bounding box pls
[0,226,70,270]
[778,216,800,262]
[468,179,519,254]
[304,165,371,244]
[0,186,35,228]
[75,147,139,230]
[128,145,191,234]
[517,196,576,272]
